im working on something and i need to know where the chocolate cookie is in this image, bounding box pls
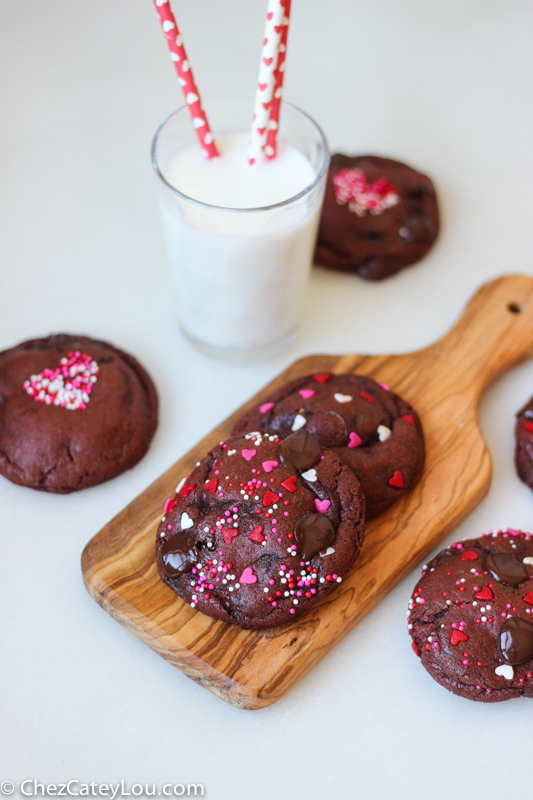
[0,334,158,492]
[232,373,424,519]
[156,429,365,629]
[515,396,533,491]
[315,154,439,280]
[408,530,533,702]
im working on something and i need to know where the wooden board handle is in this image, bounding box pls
[420,274,533,400]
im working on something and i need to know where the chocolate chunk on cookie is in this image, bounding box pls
[233,373,424,519]
[408,530,533,702]
[156,430,365,629]
[0,334,158,492]
[315,154,439,280]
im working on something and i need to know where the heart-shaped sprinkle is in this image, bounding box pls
[239,567,257,584]
[242,449,256,461]
[475,587,493,601]
[180,512,194,530]
[319,546,335,557]
[23,351,99,411]
[299,389,315,399]
[258,82,267,91]
[263,489,279,507]
[313,374,331,383]
[495,664,514,680]
[260,402,274,414]
[460,550,478,561]
[360,391,374,403]
[180,483,195,498]
[334,393,352,403]
[401,414,414,425]
[377,425,391,442]
[292,414,307,431]
[263,56,273,66]
[524,591,533,605]
[314,498,331,514]
[248,526,265,543]
[204,478,218,493]
[222,528,239,544]
[262,460,278,473]
[523,421,533,432]
[281,476,297,493]
[301,468,317,482]
[389,470,404,488]
[348,432,362,449]
[523,557,533,566]
[450,629,468,646]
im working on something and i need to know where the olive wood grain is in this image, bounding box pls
[82,275,533,709]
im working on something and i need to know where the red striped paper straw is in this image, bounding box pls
[265,0,291,160]
[248,0,286,165]
[153,0,219,159]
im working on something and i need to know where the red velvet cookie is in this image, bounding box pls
[156,429,365,629]
[0,334,158,492]
[315,154,439,280]
[408,530,533,702]
[232,373,424,519]
[515,396,533,491]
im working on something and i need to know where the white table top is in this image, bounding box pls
[1,1,533,797]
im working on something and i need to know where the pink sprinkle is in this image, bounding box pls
[379,382,390,391]
[167,524,172,530]
[163,497,174,514]
[218,492,224,497]
[209,584,214,590]
[269,579,275,585]
[277,537,282,542]
[260,402,275,414]
[296,591,302,597]
[284,512,289,517]
[280,565,286,570]
[290,609,295,615]
[272,601,277,607]
[457,543,463,549]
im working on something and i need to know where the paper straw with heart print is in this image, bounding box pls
[265,0,291,160]
[248,0,286,166]
[152,0,219,159]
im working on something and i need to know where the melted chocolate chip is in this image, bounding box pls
[498,617,533,666]
[294,513,336,561]
[277,430,322,472]
[158,532,197,578]
[484,552,530,587]
[398,215,436,243]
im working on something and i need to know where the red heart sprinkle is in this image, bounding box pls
[222,529,239,544]
[205,478,218,493]
[180,483,195,498]
[524,591,533,605]
[460,550,478,561]
[274,25,281,33]
[263,57,273,66]
[262,101,272,110]
[524,421,533,432]
[475,587,493,601]
[281,476,297,493]
[258,82,267,91]
[248,526,265,543]
[401,414,414,426]
[313,373,331,383]
[263,489,279,507]
[450,629,468,646]
[412,640,420,657]
[389,470,404,488]
[360,391,374,403]
[257,127,266,135]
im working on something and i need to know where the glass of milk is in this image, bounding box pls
[151,96,329,359]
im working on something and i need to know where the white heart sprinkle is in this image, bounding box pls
[301,468,317,482]
[176,477,186,493]
[178,77,186,86]
[156,0,168,6]
[182,60,190,72]
[495,664,514,680]
[186,92,199,105]
[292,414,307,431]
[193,117,205,128]
[320,547,335,557]
[162,20,175,31]
[204,132,213,144]
[523,557,533,566]
[334,393,352,404]
[175,35,182,46]
[377,425,392,442]
[180,512,194,530]
[170,52,179,61]
[227,449,236,456]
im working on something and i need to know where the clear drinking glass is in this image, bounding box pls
[151,95,329,359]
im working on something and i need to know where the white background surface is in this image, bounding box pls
[1,1,533,797]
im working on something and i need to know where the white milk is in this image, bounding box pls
[158,132,320,352]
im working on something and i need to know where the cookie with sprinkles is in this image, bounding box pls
[315,154,439,280]
[408,530,533,702]
[232,373,424,519]
[156,429,365,629]
[514,395,533,492]
[0,334,158,492]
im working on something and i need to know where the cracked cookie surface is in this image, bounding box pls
[156,430,365,629]
[0,334,158,492]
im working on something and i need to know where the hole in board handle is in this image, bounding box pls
[508,302,523,314]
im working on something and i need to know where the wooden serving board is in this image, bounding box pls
[82,275,533,709]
